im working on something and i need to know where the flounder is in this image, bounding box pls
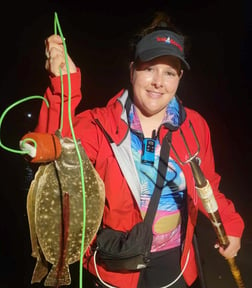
[26,132,105,287]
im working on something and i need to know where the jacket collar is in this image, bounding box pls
[94,89,187,144]
[94,89,130,145]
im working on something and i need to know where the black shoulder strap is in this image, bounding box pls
[143,131,172,225]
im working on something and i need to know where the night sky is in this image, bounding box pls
[0,1,251,287]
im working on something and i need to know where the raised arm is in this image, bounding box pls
[35,34,82,136]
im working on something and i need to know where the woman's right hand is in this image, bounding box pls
[45,34,77,76]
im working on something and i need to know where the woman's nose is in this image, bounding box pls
[151,71,163,87]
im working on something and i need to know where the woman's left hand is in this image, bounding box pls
[215,235,241,259]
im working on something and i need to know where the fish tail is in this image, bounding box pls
[44,264,71,287]
[31,254,49,284]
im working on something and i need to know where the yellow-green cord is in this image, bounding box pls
[0,96,49,154]
[54,12,86,288]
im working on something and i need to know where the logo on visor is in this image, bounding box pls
[156,36,183,52]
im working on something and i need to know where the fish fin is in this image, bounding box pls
[31,253,49,283]
[44,263,71,287]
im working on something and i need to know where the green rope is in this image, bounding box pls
[0,96,49,154]
[54,15,65,133]
[54,12,86,288]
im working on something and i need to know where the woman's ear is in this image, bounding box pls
[179,69,184,79]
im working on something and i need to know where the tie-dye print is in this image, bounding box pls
[129,97,187,252]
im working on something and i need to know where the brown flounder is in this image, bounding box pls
[26,134,105,287]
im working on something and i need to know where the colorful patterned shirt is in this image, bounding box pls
[128,97,187,252]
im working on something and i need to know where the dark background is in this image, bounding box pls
[0,0,251,287]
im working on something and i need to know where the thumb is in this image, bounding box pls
[214,243,220,249]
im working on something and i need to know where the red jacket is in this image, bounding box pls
[35,70,244,287]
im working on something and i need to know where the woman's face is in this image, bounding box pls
[130,55,183,118]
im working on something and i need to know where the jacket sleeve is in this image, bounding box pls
[34,68,82,136]
[191,111,245,238]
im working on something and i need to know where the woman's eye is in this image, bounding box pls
[166,71,176,76]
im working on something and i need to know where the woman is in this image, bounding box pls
[35,11,244,288]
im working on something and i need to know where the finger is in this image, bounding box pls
[45,34,63,47]
[45,59,49,71]
[219,247,239,259]
[45,49,50,59]
[45,45,65,60]
[51,55,66,76]
[45,35,64,59]
[225,253,237,259]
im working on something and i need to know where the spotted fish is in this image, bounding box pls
[26,133,105,287]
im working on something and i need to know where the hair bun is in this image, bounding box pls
[157,21,168,28]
